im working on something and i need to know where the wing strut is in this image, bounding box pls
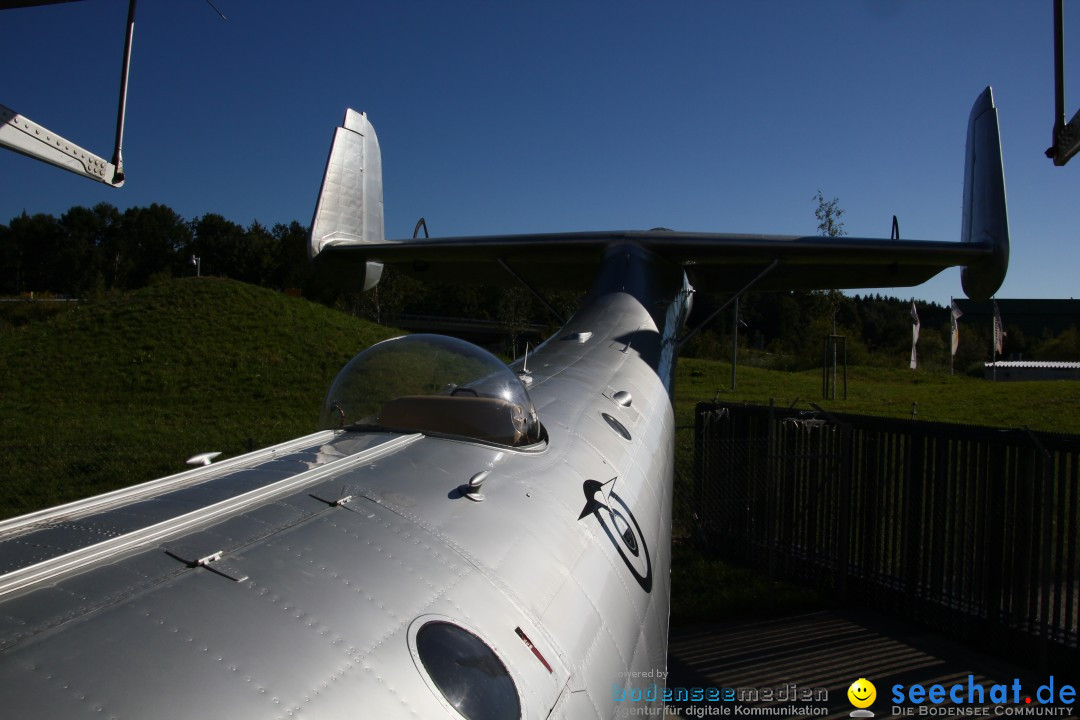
[110,0,138,184]
[677,259,779,351]
[497,258,567,326]
[0,0,137,186]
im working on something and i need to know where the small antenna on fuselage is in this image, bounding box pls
[518,343,533,386]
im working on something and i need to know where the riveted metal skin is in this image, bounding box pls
[0,244,686,719]
[0,91,1008,716]
[0,103,124,186]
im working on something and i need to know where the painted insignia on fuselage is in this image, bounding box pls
[578,478,652,593]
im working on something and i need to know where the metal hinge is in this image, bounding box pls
[310,491,354,507]
[166,547,249,582]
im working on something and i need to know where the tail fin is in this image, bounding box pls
[309,109,384,290]
[960,87,1009,300]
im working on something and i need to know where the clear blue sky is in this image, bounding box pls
[1,1,1076,304]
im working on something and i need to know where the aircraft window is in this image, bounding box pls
[415,620,521,720]
[319,334,542,447]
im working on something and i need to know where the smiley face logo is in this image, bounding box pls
[847,678,876,709]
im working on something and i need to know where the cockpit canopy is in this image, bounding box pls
[319,334,541,447]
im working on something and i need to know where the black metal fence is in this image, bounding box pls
[692,401,1080,669]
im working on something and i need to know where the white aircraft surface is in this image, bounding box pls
[0,89,1008,718]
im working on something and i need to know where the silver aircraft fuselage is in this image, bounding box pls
[0,84,1012,717]
[0,244,689,718]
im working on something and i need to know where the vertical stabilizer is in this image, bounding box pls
[310,109,384,289]
[960,87,1010,301]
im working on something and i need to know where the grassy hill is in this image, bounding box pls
[3,278,1079,521]
[0,278,398,518]
[4,279,1080,625]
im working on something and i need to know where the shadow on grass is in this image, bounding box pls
[670,541,829,626]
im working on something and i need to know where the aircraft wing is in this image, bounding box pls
[316,230,992,295]
[313,88,1009,301]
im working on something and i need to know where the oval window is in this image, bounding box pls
[415,620,521,720]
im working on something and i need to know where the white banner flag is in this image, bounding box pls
[950,300,963,357]
[910,301,920,369]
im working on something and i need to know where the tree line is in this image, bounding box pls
[3,203,1076,371]
[0,204,310,296]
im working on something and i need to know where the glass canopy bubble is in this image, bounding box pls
[319,334,541,447]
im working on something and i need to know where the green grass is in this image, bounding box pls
[4,280,1078,622]
[669,543,827,623]
[671,357,1080,492]
[0,278,398,518]
[668,358,1080,622]
[6,280,1078,519]
[676,357,1080,433]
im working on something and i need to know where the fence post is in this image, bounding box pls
[836,418,852,602]
[766,399,776,605]
[984,440,1006,637]
[1023,426,1053,674]
[694,405,706,545]
[903,429,924,612]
